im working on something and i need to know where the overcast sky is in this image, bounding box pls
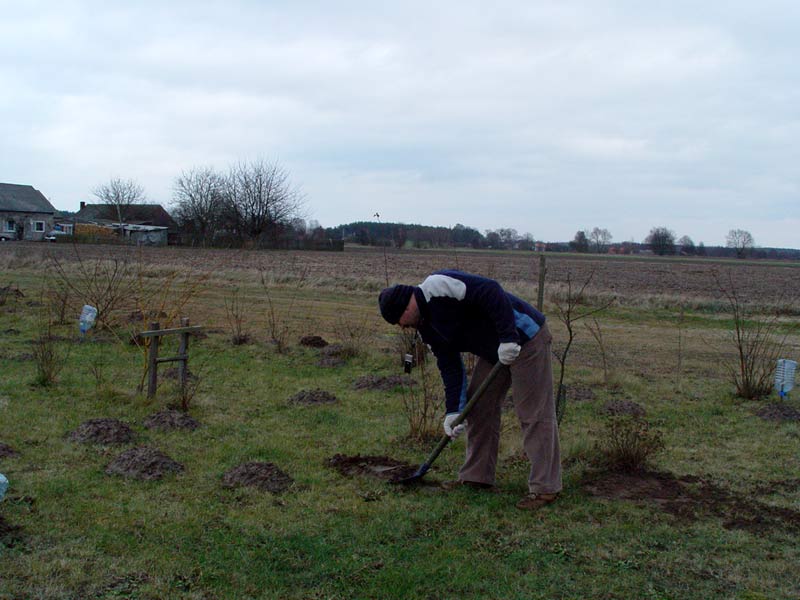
[2,1,798,247]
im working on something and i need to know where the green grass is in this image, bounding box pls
[2,257,800,599]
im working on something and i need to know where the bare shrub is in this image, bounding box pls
[48,286,71,325]
[259,269,306,353]
[48,247,133,327]
[331,313,373,358]
[0,283,24,309]
[396,332,442,441]
[594,416,664,472]
[714,270,797,400]
[551,268,615,423]
[224,286,251,345]
[584,317,619,389]
[31,304,70,387]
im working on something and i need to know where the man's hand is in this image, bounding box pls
[498,342,521,365]
[443,413,466,439]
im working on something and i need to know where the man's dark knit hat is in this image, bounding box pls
[379,285,415,324]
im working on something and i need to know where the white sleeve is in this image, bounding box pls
[418,274,467,302]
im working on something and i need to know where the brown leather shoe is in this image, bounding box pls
[440,479,496,491]
[515,492,559,511]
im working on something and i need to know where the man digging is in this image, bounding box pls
[379,270,562,511]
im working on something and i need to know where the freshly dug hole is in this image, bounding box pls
[756,403,800,422]
[105,446,183,480]
[326,454,418,483]
[583,470,800,535]
[222,462,293,493]
[69,418,135,445]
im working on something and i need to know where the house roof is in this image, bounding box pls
[76,203,179,230]
[0,183,56,214]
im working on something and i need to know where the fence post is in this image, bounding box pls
[178,317,190,403]
[537,253,547,310]
[147,321,160,398]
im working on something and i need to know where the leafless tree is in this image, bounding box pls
[92,177,146,225]
[172,167,226,245]
[589,227,612,253]
[726,229,755,259]
[552,268,616,422]
[224,159,305,244]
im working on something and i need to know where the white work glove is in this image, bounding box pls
[498,342,521,365]
[443,413,466,439]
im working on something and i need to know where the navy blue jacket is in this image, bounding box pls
[413,270,545,414]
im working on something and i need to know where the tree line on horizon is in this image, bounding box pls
[87,169,795,258]
[327,221,799,260]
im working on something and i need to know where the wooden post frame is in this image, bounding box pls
[139,319,204,399]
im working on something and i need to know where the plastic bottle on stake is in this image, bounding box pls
[79,305,98,337]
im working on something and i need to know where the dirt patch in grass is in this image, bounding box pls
[317,344,352,368]
[0,515,23,548]
[353,374,414,391]
[583,470,800,535]
[105,446,184,480]
[0,442,20,458]
[755,403,800,422]
[752,478,800,495]
[568,383,596,402]
[601,399,646,417]
[325,453,419,483]
[288,389,338,405]
[300,335,328,348]
[221,462,293,493]
[68,418,135,445]
[143,409,200,431]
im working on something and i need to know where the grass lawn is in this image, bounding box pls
[1,247,799,599]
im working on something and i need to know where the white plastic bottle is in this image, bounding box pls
[79,305,98,336]
[0,473,7,501]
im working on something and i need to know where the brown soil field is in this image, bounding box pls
[3,242,800,306]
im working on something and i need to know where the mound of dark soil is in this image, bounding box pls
[568,383,596,402]
[601,399,646,417]
[105,446,183,480]
[756,403,800,422]
[0,442,19,458]
[69,418,135,445]
[288,389,338,405]
[326,454,418,483]
[222,462,293,493]
[583,470,800,535]
[353,374,414,391]
[300,335,329,348]
[143,409,199,431]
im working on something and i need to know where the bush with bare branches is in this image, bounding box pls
[551,268,615,423]
[714,270,797,400]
